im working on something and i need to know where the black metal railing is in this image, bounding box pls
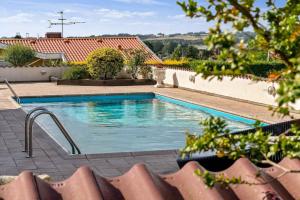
[177,119,300,170]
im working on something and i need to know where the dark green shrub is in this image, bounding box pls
[127,49,148,79]
[158,59,286,78]
[139,65,153,79]
[246,50,268,61]
[63,66,89,80]
[86,48,124,80]
[187,60,286,78]
[4,44,35,66]
[244,61,286,77]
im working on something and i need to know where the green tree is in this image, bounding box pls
[150,41,164,55]
[172,44,200,60]
[143,41,154,52]
[127,49,148,79]
[4,44,35,66]
[162,41,178,57]
[177,0,300,187]
[246,38,269,61]
[86,48,124,80]
[185,45,200,59]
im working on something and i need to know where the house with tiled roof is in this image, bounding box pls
[0,33,161,66]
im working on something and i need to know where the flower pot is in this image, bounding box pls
[153,67,166,88]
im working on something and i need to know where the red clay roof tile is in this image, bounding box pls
[0,158,299,200]
[0,37,161,63]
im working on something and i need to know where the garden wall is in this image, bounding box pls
[162,66,300,110]
[0,66,70,82]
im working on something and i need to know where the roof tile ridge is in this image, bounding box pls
[50,166,103,200]
[263,158,300,199]
[162,161,234,200]
[222,158,288,199]
[100,36,137,39]
[108,163,169,199]
[0,171,40,200]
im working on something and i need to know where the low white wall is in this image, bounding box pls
[0,66,69,82]
[162,67,300,110]
[0,65,133,82]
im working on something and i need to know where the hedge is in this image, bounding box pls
[188,60,286,78]
[62,66,89,80]
[147,59,286,78]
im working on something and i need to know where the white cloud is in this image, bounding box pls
[127,21,152,25]
[0,13,34,23]
[113,0,167,5]
[68,17,85,22]
[64,9,77,13]
[95,8,155,19]
[44,12,60,18]
[168,14,207,24]
[168,14,186,19]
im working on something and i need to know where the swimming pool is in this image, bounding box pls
[21,93,258,154]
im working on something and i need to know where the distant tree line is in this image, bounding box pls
[144,40,212,60]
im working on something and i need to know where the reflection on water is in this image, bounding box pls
[22,98,252,154]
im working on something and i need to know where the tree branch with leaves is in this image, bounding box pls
[177,0,300,187]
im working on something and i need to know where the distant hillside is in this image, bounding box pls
[99,32,207,46]
[98,31,255,46]
[98,32,256,59]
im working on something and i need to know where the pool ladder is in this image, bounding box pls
[24,107,81,157]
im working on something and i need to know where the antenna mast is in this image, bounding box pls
[48,11,85,37]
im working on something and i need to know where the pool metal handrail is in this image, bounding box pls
[3,79,20,104]
[24,107,49,153]
[25,108,81,157]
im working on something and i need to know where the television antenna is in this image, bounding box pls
[48,11,85,37]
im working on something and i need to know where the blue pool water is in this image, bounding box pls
[21,93,257,154]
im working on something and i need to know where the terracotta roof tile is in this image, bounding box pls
[0,158,299,200]
[0,37,161,63]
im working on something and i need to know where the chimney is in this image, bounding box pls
[45,32,62,38]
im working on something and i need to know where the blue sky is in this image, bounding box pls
[0,0,284,37]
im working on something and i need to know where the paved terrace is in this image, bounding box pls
[0,82,298,180]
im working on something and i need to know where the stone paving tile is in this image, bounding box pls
[0,160,16,168]
[15,159,37,170]
[10,151,28,160]
[31,156,52,163]
[31,152,50,159]
[7,146,24,153]
[96,168,122,177]
[115,166,134,174]
[0,168,20,176]
[106,158,131,168]
[0,131,17,138]
[0,127,12,133]
[33,161,57,169]
[49,157,68,164]
[91,164,116,171]
[54,163,77,171]
[0,151,10,157]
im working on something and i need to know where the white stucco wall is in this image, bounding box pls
[0,66,70,82]
[0,65,133,82]
[162,67,300,110]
